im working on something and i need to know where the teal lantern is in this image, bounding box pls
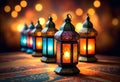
[20,24,28,52]
[32,20,43,57]
[26,22,35,54]
[41,16,58,63]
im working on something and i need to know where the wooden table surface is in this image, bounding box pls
[0,52,120,82]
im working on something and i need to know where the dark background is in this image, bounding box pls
[0,0,120,55]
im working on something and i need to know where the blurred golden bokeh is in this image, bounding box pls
[93,0,101,8]
[75,8,83,16]
[4,5,11,13]
[39,17,46,25]
[11,11,18,18]
[112,18,119,26]
[20,0,27,8]
[75,22,83,33]
[87,8,95,15]
[35,3,43,12]
[15,5,22,12]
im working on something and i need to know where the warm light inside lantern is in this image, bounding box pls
[36,32,41,36]
[80,38,95,55]
[63,44,70,63]
[88,39,95,54]
[80,39,86,55]
[27,36,33,47]
[36,38,42,50]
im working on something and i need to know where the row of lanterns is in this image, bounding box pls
[20,14,97,75]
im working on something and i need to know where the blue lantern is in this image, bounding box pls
[41,16,58,63]
[32,20,43,57]
[26,22,35,54]
[20,24,28,52]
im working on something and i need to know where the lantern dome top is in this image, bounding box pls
[54,14,80,41]
[21,24,28,32]
[32,20,42,36]
[42,16,57,36]
[29,22,35,30]
[79,14,97,37]
[24,22,35,34]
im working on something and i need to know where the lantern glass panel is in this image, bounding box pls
[27,36,33,47]
[21,35,27,46]
[36,37,42,50]
[88,39,95,54]
[57,43,60,63]
[43,37,47,55]
[73,44,77,63]
[62,44,71,63]
[80,38,86,55]
[48,38,54,55]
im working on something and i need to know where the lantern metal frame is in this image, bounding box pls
[32,21,43,57]
[41,16,57,63]
[79,14,97,62]
[54,14,80,75]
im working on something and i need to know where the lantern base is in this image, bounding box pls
[32,52,42,57]
[41,56,56,63]
[79,56,97,62]
[54,65,80,75]
[21,48,26,52]
[26,49,33,54]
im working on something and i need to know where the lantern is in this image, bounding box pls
[41,16,58,63]
[79,14,98,62]
[32,20,43,57]
[25,22,35,54]
[54,14,80,75]
[20,24,28,52]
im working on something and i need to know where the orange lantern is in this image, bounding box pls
[79,14,98,62]
[32,20,43,57]
[25,22,35,54]
[54,14,80,75]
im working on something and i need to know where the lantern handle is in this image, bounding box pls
[67,14,72,19]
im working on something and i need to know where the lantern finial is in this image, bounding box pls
[83,14,93,28]
[35,20,42,30]
[29,22,35,30]
[49,16,53,21]
[65,14,71,22]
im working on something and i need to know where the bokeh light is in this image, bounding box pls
[93,0,101,8]
[39,17,45,25]
[112,18,119,26]
[35,3,43,12]
[51,13,57,22]
[4,5,11,13]
[20,0,27,8]
[11,11,18,18]
[15,5,22,12]
[88,8,95,15]
[75,8,83,16]
[75,22,83,32]
[17,23,24,32]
